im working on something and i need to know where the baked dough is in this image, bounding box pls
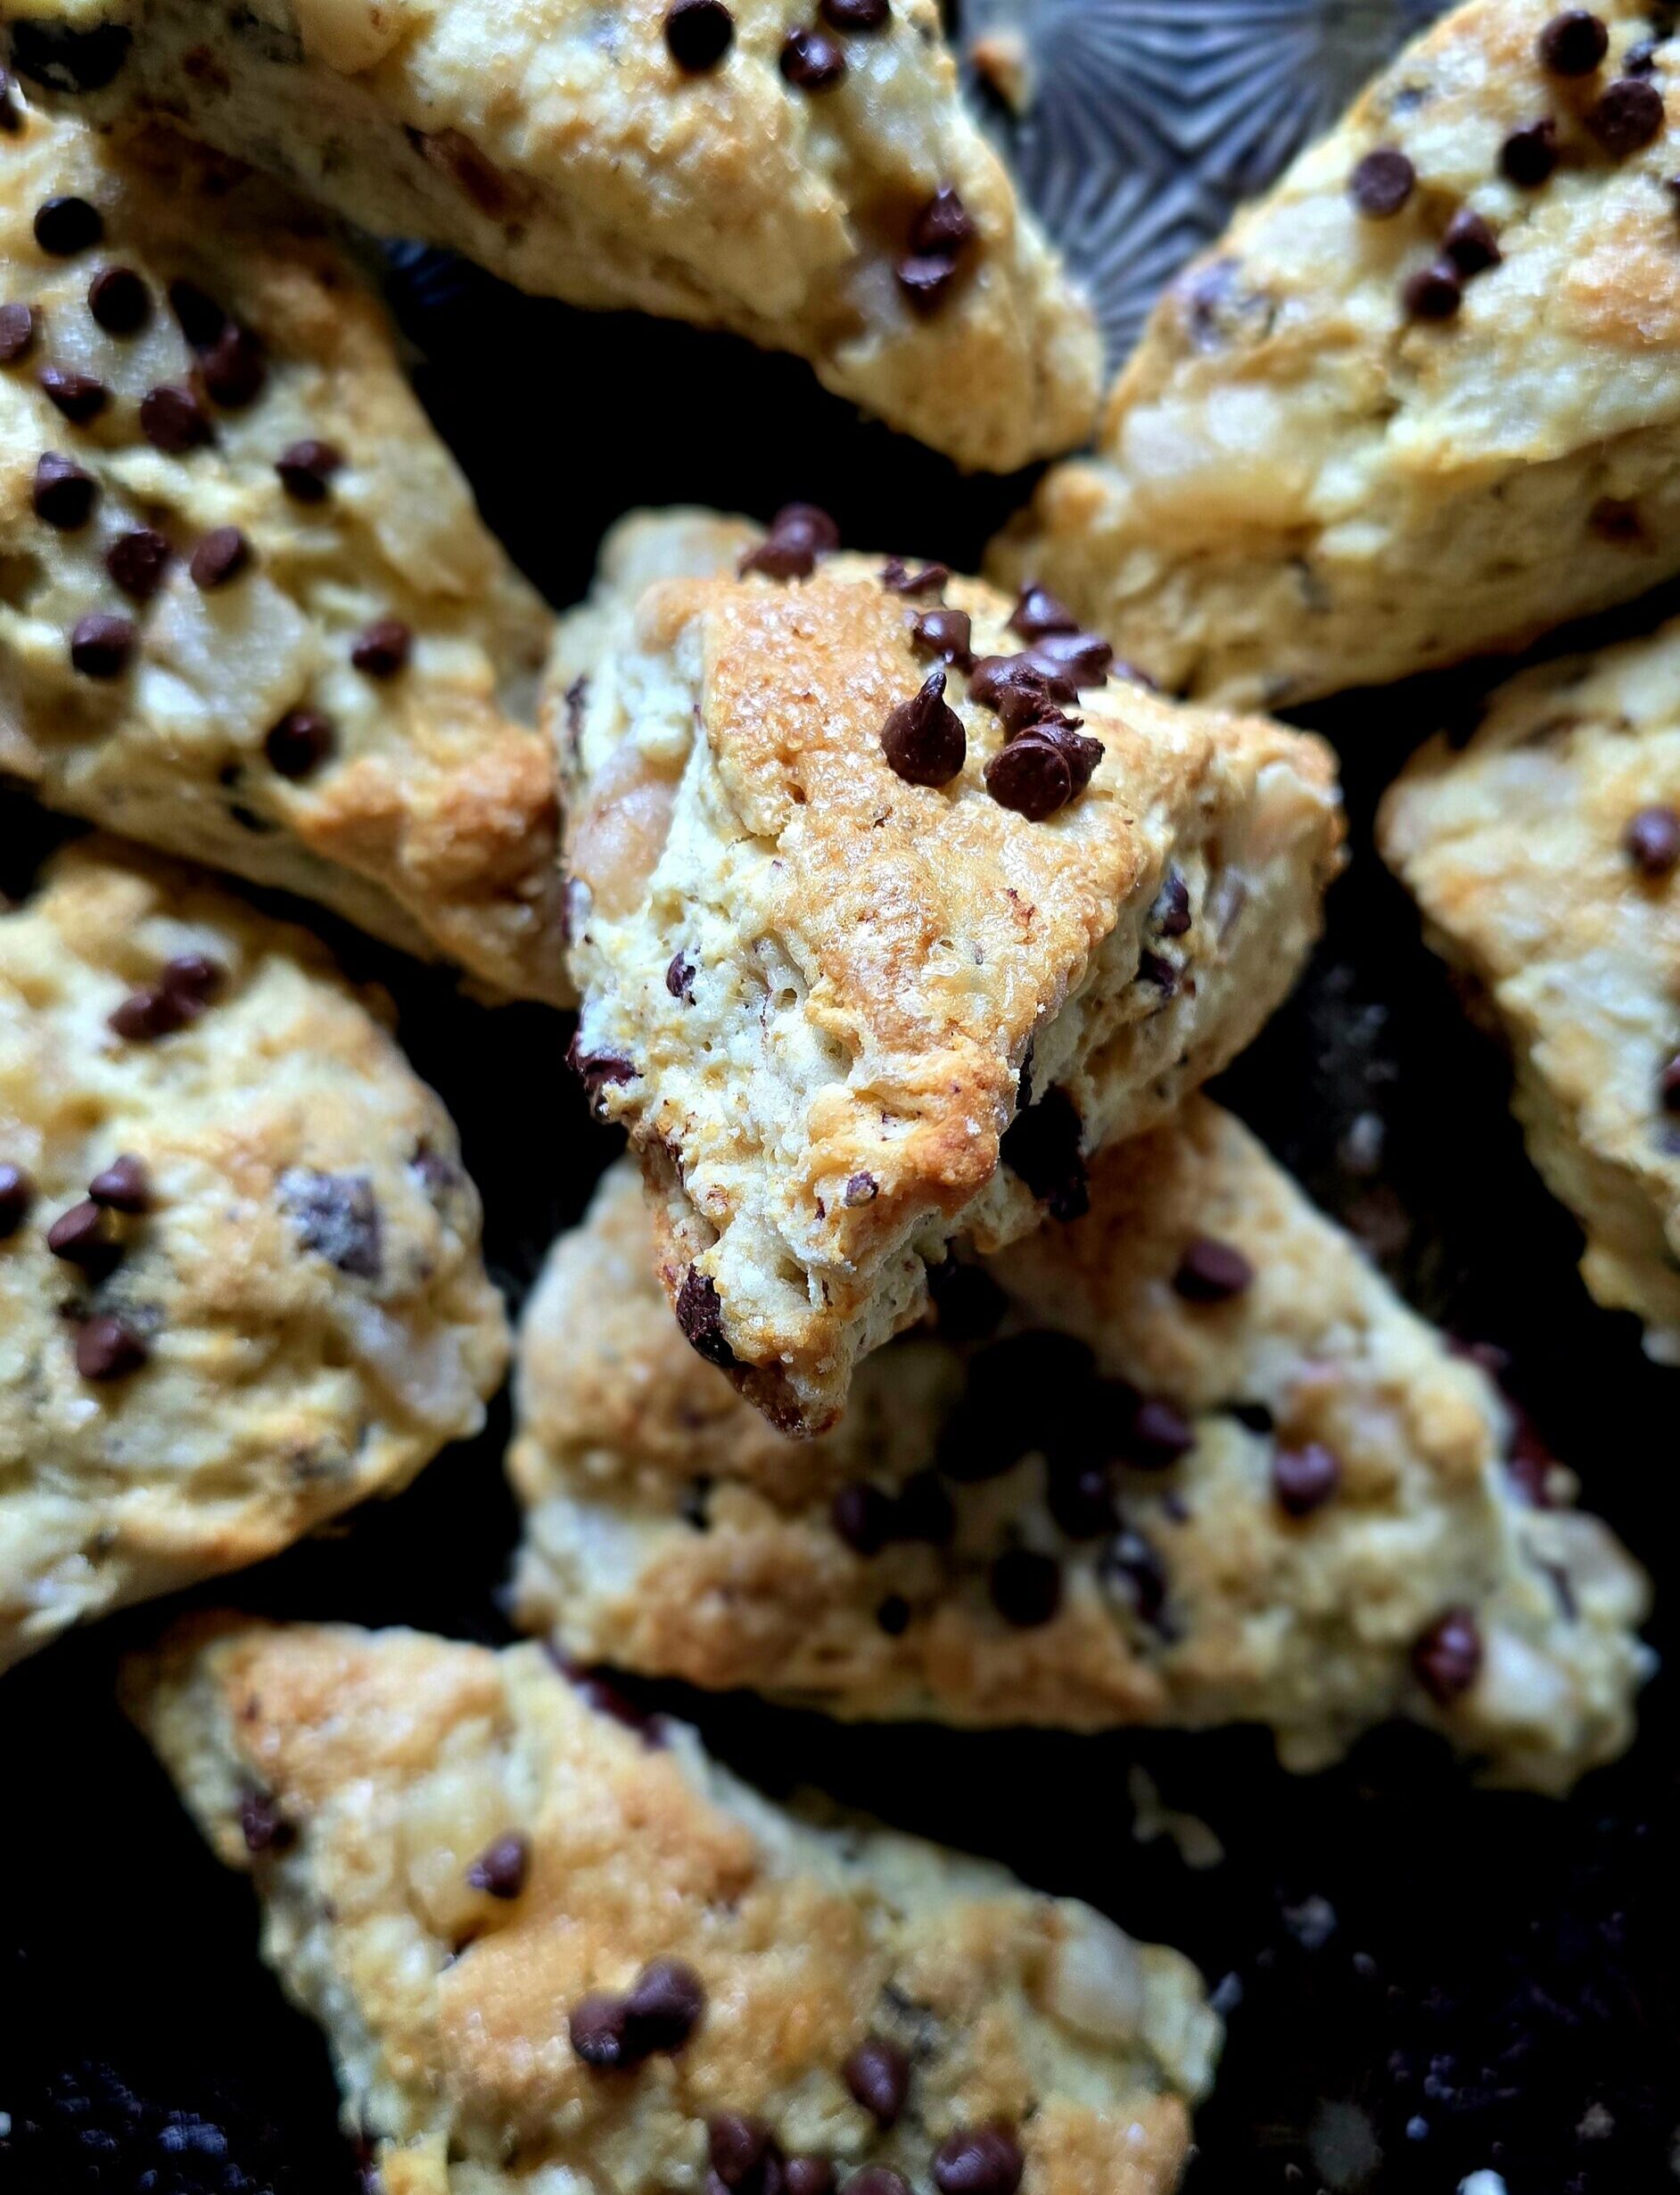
[509,1110,1650,1792]
[990,0,1680,707]
[0,95,566,1003]
[1380,613,1680,1362]
[127,1614,1219,2195]
[0,838,507,1672]
[4,0,1101,473]
[553,508,1343,1435]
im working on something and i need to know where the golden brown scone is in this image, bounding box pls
[0,839,508,1672]
[127,1615,1219,2195]
[552,508,1344,1437]
[509,1114,1651,1794]
[990,0,1680,708]
[1380,615,1680,1361]
[5,0,1101,474]
[0,94,567,1003]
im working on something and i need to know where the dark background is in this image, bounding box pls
[5,54,1680,2195]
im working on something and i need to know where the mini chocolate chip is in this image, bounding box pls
[1273,1442,1342,1517]
[569,1992,632,2069]
[189,525,250,590]
[1137,950,1177,994]
[833,1481,894,1555]
[351,617,411,676]
[895,252,959,310]
[264,706,336,779]
[0,302,37,361]
[568,1036,637,1095]
[991,1548,1061,1628]
[10,19,131,91]
[933,2127,1025,2195]
[780,25,846,88]
[1589,74,1665,155]
[882,668,966,787]
[786,2164,836,2195]
[739,502,839,581]
[677,1267,736,1366]
[1152,871,1191,936]
[623,1958,705,2052]
[34,450,96,528]
[912,185,977,260]
[880,557,948,595]
[844,2175,910,2195]
[664,0,735,70]
[875,1593,911,1634]
[709,2113,781,2191]
[465,1832,530,1899]
[1402,260,1462,320]
[1124,1399,1196,1469]
[281,1169,382,1278]
[0,1163,33,1238]
[46,1198,111,1263]
[910,607,973,668]
[926,1257,1009,1341]
[1501,117,1560,186]
[276,436,343,502]
[893,1469,956,1545]
[108,982,188,1041]
[168,279,226,350]
[1047,1457,1117,1540]
[1102,1526,1169,1626]
[34,194,103,256]
[38,366,106,423]
[985,730,1074,819]
[88,264,150,334]
[1412,1607,1483,1703]
[1538,9,1609,75]
[1441,208,1502,276]
[1626,804,1680,876]
[237,1791,293,1853]
[1349,146,1415,217]
[140,381,210,455]
[87,1153,151,1212]
[1000,1085,1086,1218]
[820,0,887,24]
[843,1170,877,1205]
[1173,1237,1254,1302]
[162,953,224,1011]
[666,951,696,1000]
[106,527,171,603]
[201,320,265,406]
[70,611,135,678]
[1018,629,1114,689]
[844,2038,909,2126]
[1008,584,1078,640]
[1660,1053,1680,1110]
[1626,35,1663,73]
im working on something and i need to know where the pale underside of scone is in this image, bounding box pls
[0,840,508,1672]
[989,0,1680,710]
[509,1112,1652,1795]
[7,0,1102,474]
[1380,615,1680,1364]
[0,95,569,1004]
[127,1616,1219,2195]
[554,512,1344,1436]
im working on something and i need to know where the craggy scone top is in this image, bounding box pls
[992,0,1680,708]
[5,0,1102,473]
[0,95,567,1002]
[128,1616,1219,2195]
[1381,614,1680,1363]
[553,509,1343,1436]
[0,841,508,1672]
[511,1106,1651,1793]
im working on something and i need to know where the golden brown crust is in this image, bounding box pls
[127,1616,1218,2194]
[0,96,566,1002]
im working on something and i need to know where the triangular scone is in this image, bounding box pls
[990,0,1680,709]
[127,1617,1219,2195]
[554,509,1344,1435]
[510,1114,1650,1793]
[1380,617,1680,1363]
[0,840,508,1673]
[8,0,1101,474]
[0,96,567,1003]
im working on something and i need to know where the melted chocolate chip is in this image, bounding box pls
[201,320,265,406]
[33,194,103,256]
[880,557,948,595]
[709,2114,782,2191]
[88,264,149,334]
[739,502,839,581]
[844,2038,909,2126]
[985,730,1074,819]
[189,524,250,590]
[70,611,135,678]
[10,18,131,91]
[87,1153,151,1212]
[351,617,411,677]
[1000,1086,1086,1218]
[1017,629,1114,689]
[465,1832,530,1900]
[933,2127,1025,2195]
[664,0,735,70]
[0,301,35,362]
[108,981,190,1041]
[991,1547,1062,1627]
[1501,117,1560,186]
[677,1267,736,1367]
[1349,146,1415,217]
[1123,1398,1196,1469]
[780,25,846,88]
[38,365,106,423]
[106,527,171,603]
[833,1481,894,1555]
[280,1169,383,1278]
[1173,1237,1254,1303]
[34,450,95,529]
[1272,1442,1342,1517]
[237,1791,293,1854]
[786,2164,836,2195]
[1152,871,1191,937]
[0,1163,33,1238]
[1402,260,1462,321]
[569,1993,633,2069]
[881,668,966,787]
[623,1958,706,2052]
[910,607,973,669]
[46,1198,111,1265]
[140,381,210,455]
[1441,208,1502,276]
[276,437,343,502]
[264,706,336,779]
[1412,1607,1483,1703]
[1626,803,1680,876]
[666,951,696,1001]
[1589,74,1666,154]
[1537,10,1609,75]
[1008,585,1078,640]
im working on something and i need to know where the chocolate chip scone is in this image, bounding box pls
[509,1109,1651,1793]
[0,94,566,1003]
[0,839,508,1672]
[553,507,1344,1436]
[1380,615,1680,1364]
[990,0,1680,709]
[127,1616,1219,2195]
[4,0,1101,474]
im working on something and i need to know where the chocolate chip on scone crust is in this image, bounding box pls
[4,0,1101,474]
[126,1617,1218,2195]
[0,840,508,1672]
[0,95,567,1004]
[1380,613,1680,1364]
[551,509,1344,1437]
[509,1110,1650,1794]
[990,0,1680,709]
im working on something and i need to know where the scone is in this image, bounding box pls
[555,507,1344,1435]
[4,0,1102,474]
[127,1616,1219,2195]
[990,0,1680,708]
[0,94,567,1003]
[509,1111,1651,1793]
[0,838,508,1672]
[1380,615,1680,1363]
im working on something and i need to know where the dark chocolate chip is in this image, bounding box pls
[786,2164,836,2195]
[108,982,189,1041]
[33,450,95,528]
[844,2038,909,2126]
[569,1992,632,2069]
[0,1163,33,1238]
[875,1593,911,1634]
[666,951,696,1000]
[1349,146,1415,217]
[87,1153,151,1212]
[106,527,171,603]
[1500,117,1560,186]
[912,185,977,259]
[820,0,887,25]
[33,194,103,256]
[1008,585,1078,640]
[881,668,966,787]
[1137,950,1177,994]
[1626,34,1663,73]
[893,1469,956,1545]
[880,557,948,595]
[1589,75,1665,155]
[189,524,250,590]
[0,67,18,128]
[1660,1053,1680,1110]
[677,1267,736,1367]
[1123,1399,1196,1470]
[38,365,105,423]
[925,1257,1008,1341]
[0,301,37,361]
[10,18,131,92]
[1626,804,1680,876]
[1026,718,1103,796]
[201,320,265,406]
[664,0,735,70]
[70,611,135,677]
[276,437,343,502]
[991,1547,1061,1627]
[1102,1526,1169,1627]
[967,655,1075,727]
[739,502,839,581]
[844,2176,910,2195]
[168,279,226,350]
[623,1958,705,2052]
[465,1832,530,1900]
[780,25,846,89]
[984,730,1074,820]
[280,1169,383,1278]
[87,264,149,334]
[1173,1237,1254,1303]
[933,2127,1025,2195]
[1412,1607,1483,1703]
[567,1036,637,1095]
[237,1791,293,1854]
[708,2114,782,2191]
[910,607,973,669]
[351,617,411,676]
[46,1198,111,1264]
[1441,207,1502,276]
[1046,1456,1117,1540]
[139,381,210,455]
[1000,1085,1086,1218]
[1537,10,1609,75]
[842,1170,877,1205]
[1273,1442,1342,1517]
[264,706,336,779]
[1152,871,1191,937]
[1018,629,1114,689]
[832,1481,894,1555]
[162,953,224,1011]
[1402,260,1462,320]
